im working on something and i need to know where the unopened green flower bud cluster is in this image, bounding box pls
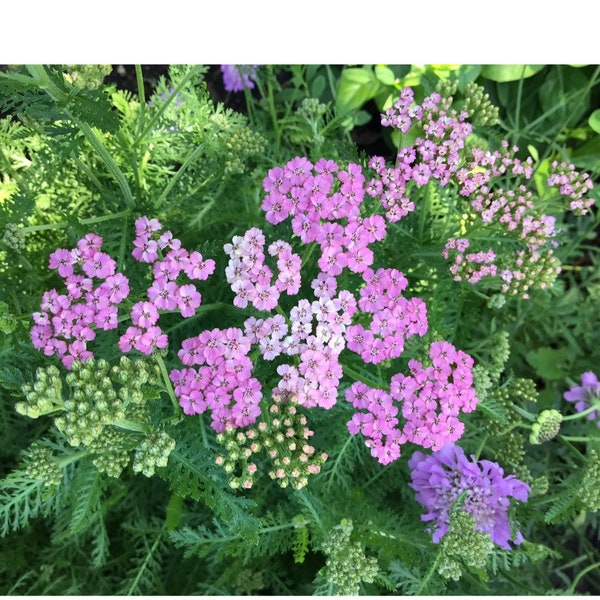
[460,82,500,127]
[87,427,132,478]
[504,251,562,299]
[529,409,562,444]
[492,377,539,429]
[132,431,176,477]
[224,126,267,174]
[321,519,379,596]
[63,64,112,89]
[17,364,64,420]
[297,97,327,122]
[3,223,26,251]
[435,80,499,127]
[17,356,175,479]
[485,330,511,384]
[437,510,494,581]
[580,447,600,511]
[22,442,63,487]
[215,392,328,491]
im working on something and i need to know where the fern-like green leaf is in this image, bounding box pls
[0,470,58,536]
[68,459,104,535]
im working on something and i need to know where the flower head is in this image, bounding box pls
[408,443,530,549]
[563,371,600,426]
[221,65,259,92]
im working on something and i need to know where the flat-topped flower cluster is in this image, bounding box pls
[30,216,215,369]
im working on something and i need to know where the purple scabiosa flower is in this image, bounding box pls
[408,443,530,550]
[564,371,600,426]
[220,65,259,93]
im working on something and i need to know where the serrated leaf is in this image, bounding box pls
[68,461,103,535]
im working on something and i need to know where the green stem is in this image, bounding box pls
[562,402,600,421]
[559,435,597,444]
[135,64,146,124]
[510,66,526,147]
[108,418,148,434]
[125,531,164,596]
[154,144,206,208]
[55,450,89,468]
[566,560,600,594]
[67,111,135,209]
[413,550,442,595]
[341,363,386,389]
[155,353,179,413]
[136,65,203,144]
[418,182,431,243]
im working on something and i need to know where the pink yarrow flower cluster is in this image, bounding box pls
[256,154,480,462]
[119,216,215,355]
[224,228,301,311]
[170,326,262,431]
[368,87,473,223]
[346,267,427,365]
[31,234,129,369]
[443,143,595,298]
[345,340,479,465]
[261,156,386,277]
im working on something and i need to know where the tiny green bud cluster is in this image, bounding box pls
[511,377,539,404]
[17,355,169,479]
[296,97,327,121]
[321,519,379,596]
[529,409,562,444]
[472,364,493,401]
[580,447,600,511]
[461,82,500,127]
[487,331,510,383]
[215,392,327,490]
[56,358,126,447]
[17,365,64,419]
[22,442,62,487]
[224,126,267,175]
[438,510,494,580]
[3,223,26,251]
[491,432,527,471]
[87,428,132,478]
[132,431,176,477]
[63,64,112,89]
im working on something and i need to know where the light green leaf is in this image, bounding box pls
[589,109,600,134]
[481,65,545,82]
[336,67,382,113]
[374,65,396,86]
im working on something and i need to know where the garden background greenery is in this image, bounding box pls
[0,63,599,595]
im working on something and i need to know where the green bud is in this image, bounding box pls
[529,409,562,444]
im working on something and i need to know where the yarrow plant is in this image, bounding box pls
[2,63,600,595]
